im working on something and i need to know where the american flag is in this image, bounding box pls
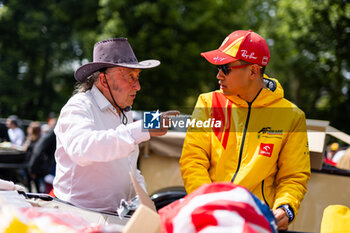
[159,182,278,233]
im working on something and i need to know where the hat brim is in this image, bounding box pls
[201,49,237,65]
[74,59,160,83]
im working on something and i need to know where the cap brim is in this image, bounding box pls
[201,49,237,65]
[74,59,160,83]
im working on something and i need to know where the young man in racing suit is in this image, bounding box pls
[180,30,311,230]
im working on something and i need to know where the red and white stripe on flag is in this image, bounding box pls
[159,182,277,233]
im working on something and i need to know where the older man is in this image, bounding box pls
[53,38,178,212]
[180,30,310,230]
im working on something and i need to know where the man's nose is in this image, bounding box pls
[134,79,141,91]
[216,70,225,80]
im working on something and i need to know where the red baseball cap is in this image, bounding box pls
[201,30,270,66]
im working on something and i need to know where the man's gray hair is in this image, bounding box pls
[73,71,100,94]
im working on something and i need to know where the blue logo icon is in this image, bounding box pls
[143,110,162,129]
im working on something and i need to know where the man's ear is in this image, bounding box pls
[97,72,108,88]
[249,64,260,80]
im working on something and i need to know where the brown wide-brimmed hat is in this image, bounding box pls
[74,38,160,82]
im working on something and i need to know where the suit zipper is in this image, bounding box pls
[231,102,252,182]
[231,88,262,183]
[261,180,270,207]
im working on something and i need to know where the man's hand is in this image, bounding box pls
[149,110,180,137]
[273,208,289,231]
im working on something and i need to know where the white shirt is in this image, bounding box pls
[8,127,25,146]
[53,85,150,212]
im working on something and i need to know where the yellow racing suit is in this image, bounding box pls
[180,77,311,217]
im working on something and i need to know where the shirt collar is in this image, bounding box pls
[91,85,113,111]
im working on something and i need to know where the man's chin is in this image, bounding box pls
[118,102,132,110]
[126,100,134,108]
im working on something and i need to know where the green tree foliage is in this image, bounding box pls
[0,0,349,133]
[263,0,350,132]
[0,0,100,120]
